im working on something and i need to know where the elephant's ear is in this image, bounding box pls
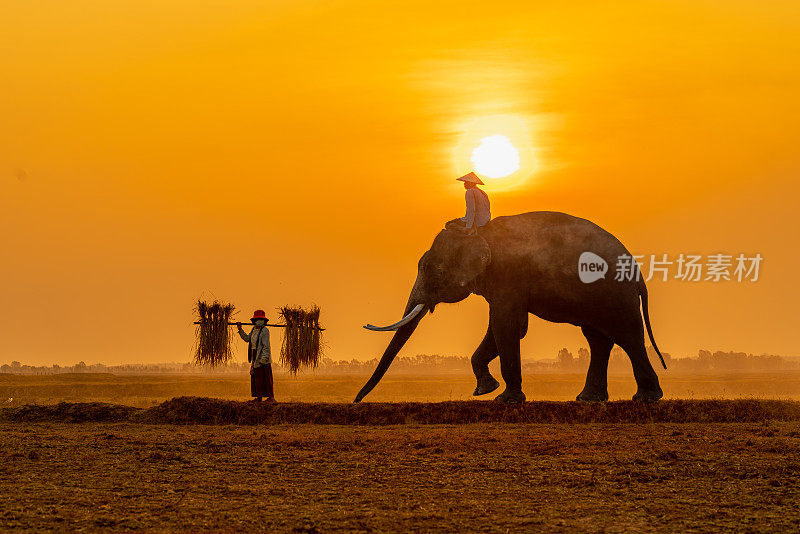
[446,231,491,287]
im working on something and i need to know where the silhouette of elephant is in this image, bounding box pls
[356,211,666,404]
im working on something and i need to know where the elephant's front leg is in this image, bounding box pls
[490,299,528,403]
[471,321,500,396]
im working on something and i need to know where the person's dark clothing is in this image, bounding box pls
[251,364,274,399]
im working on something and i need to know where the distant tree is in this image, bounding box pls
[609,347,629,372]
[557,348,574,369]
[696,350,713,371]
[577,348,590,367]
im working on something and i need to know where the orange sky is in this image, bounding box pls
[2,0,799,366]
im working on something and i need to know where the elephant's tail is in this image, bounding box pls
[640,283,667,370]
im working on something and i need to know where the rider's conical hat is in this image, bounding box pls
[457,171,484,185]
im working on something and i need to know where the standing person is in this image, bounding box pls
[445,171,491,234]
[237,310,275,402]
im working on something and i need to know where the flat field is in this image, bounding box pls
[2,371,799,406]
[2,417,800,532]
[3,374,799,532]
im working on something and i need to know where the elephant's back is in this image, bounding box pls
[482,211,628,258]
[480,211,640,323]
[488,211,611,231]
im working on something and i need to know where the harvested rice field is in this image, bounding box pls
[4,371,800,407]
[2,399,800,532]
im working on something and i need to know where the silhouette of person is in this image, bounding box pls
[237,310,275,402]
[445,172,491,234]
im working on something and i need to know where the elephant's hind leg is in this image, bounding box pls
[576,326,612,402]
[617,323,663,402]
[471,322,500,396]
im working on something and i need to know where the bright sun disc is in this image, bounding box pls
[470,135,520,178]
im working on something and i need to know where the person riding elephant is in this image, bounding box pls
[445,172,491,235]
[357,211,667,404]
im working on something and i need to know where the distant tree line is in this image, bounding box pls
[529,348,799,373]
[1,350,798,375]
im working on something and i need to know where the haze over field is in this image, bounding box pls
[2,1,799,365]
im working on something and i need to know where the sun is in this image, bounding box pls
[453,115,537,191]
[470,135,520,178]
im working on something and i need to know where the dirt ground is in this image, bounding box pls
[2,421,799,532]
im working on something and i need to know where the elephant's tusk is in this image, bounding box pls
[364,304,426,332]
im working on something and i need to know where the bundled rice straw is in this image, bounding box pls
[194,299,236,366]
[279,305,323,375]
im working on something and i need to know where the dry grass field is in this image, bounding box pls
[2,371,799,406]
[2,417,799,532]
[2,374,800,532]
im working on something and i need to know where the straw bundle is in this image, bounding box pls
[279,305,323,375]
[194,300,236,366]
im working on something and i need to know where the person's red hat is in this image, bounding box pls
[251,310,268,323]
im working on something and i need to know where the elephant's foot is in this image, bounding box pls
[576,388,609,402]
[495,389,526,404]
[632,387,663,403]
[473,375,500,396]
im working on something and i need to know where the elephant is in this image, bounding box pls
[355,211,666,404]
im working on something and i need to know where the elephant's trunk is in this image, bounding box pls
[354,283,428,403]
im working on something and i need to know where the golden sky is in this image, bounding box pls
[2,0,799,366]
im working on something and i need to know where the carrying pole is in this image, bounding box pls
[193,322,325,331]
